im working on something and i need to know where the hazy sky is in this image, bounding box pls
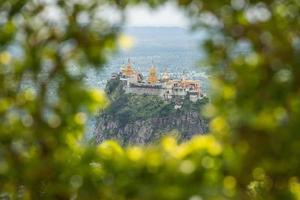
[42,2,188,28]
[125,3,188,27]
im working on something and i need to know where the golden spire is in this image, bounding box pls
[122,58,136,77]
[148,63,158,84]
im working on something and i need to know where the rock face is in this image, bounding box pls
[94,111,208,145]
[93,78,209,145]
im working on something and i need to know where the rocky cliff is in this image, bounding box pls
[93,78,209,145]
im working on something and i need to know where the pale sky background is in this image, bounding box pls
[125,3,189,27]
[42,2,188,28]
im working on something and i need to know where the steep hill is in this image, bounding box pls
[93,78,209,145]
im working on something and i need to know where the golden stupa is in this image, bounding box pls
[148,65,158,84]
[122,59,136,77]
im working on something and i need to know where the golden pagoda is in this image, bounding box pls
[122,59,136,77]
[148,65,158,84]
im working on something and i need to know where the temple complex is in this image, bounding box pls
[112,60,205,104]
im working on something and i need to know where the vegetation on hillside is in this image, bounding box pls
[103,78,209,126]
[0,0,300,199]
[105,77,126,101]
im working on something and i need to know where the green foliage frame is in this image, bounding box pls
[1,0,300,199]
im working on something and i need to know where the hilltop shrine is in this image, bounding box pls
[111,59,205,104]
